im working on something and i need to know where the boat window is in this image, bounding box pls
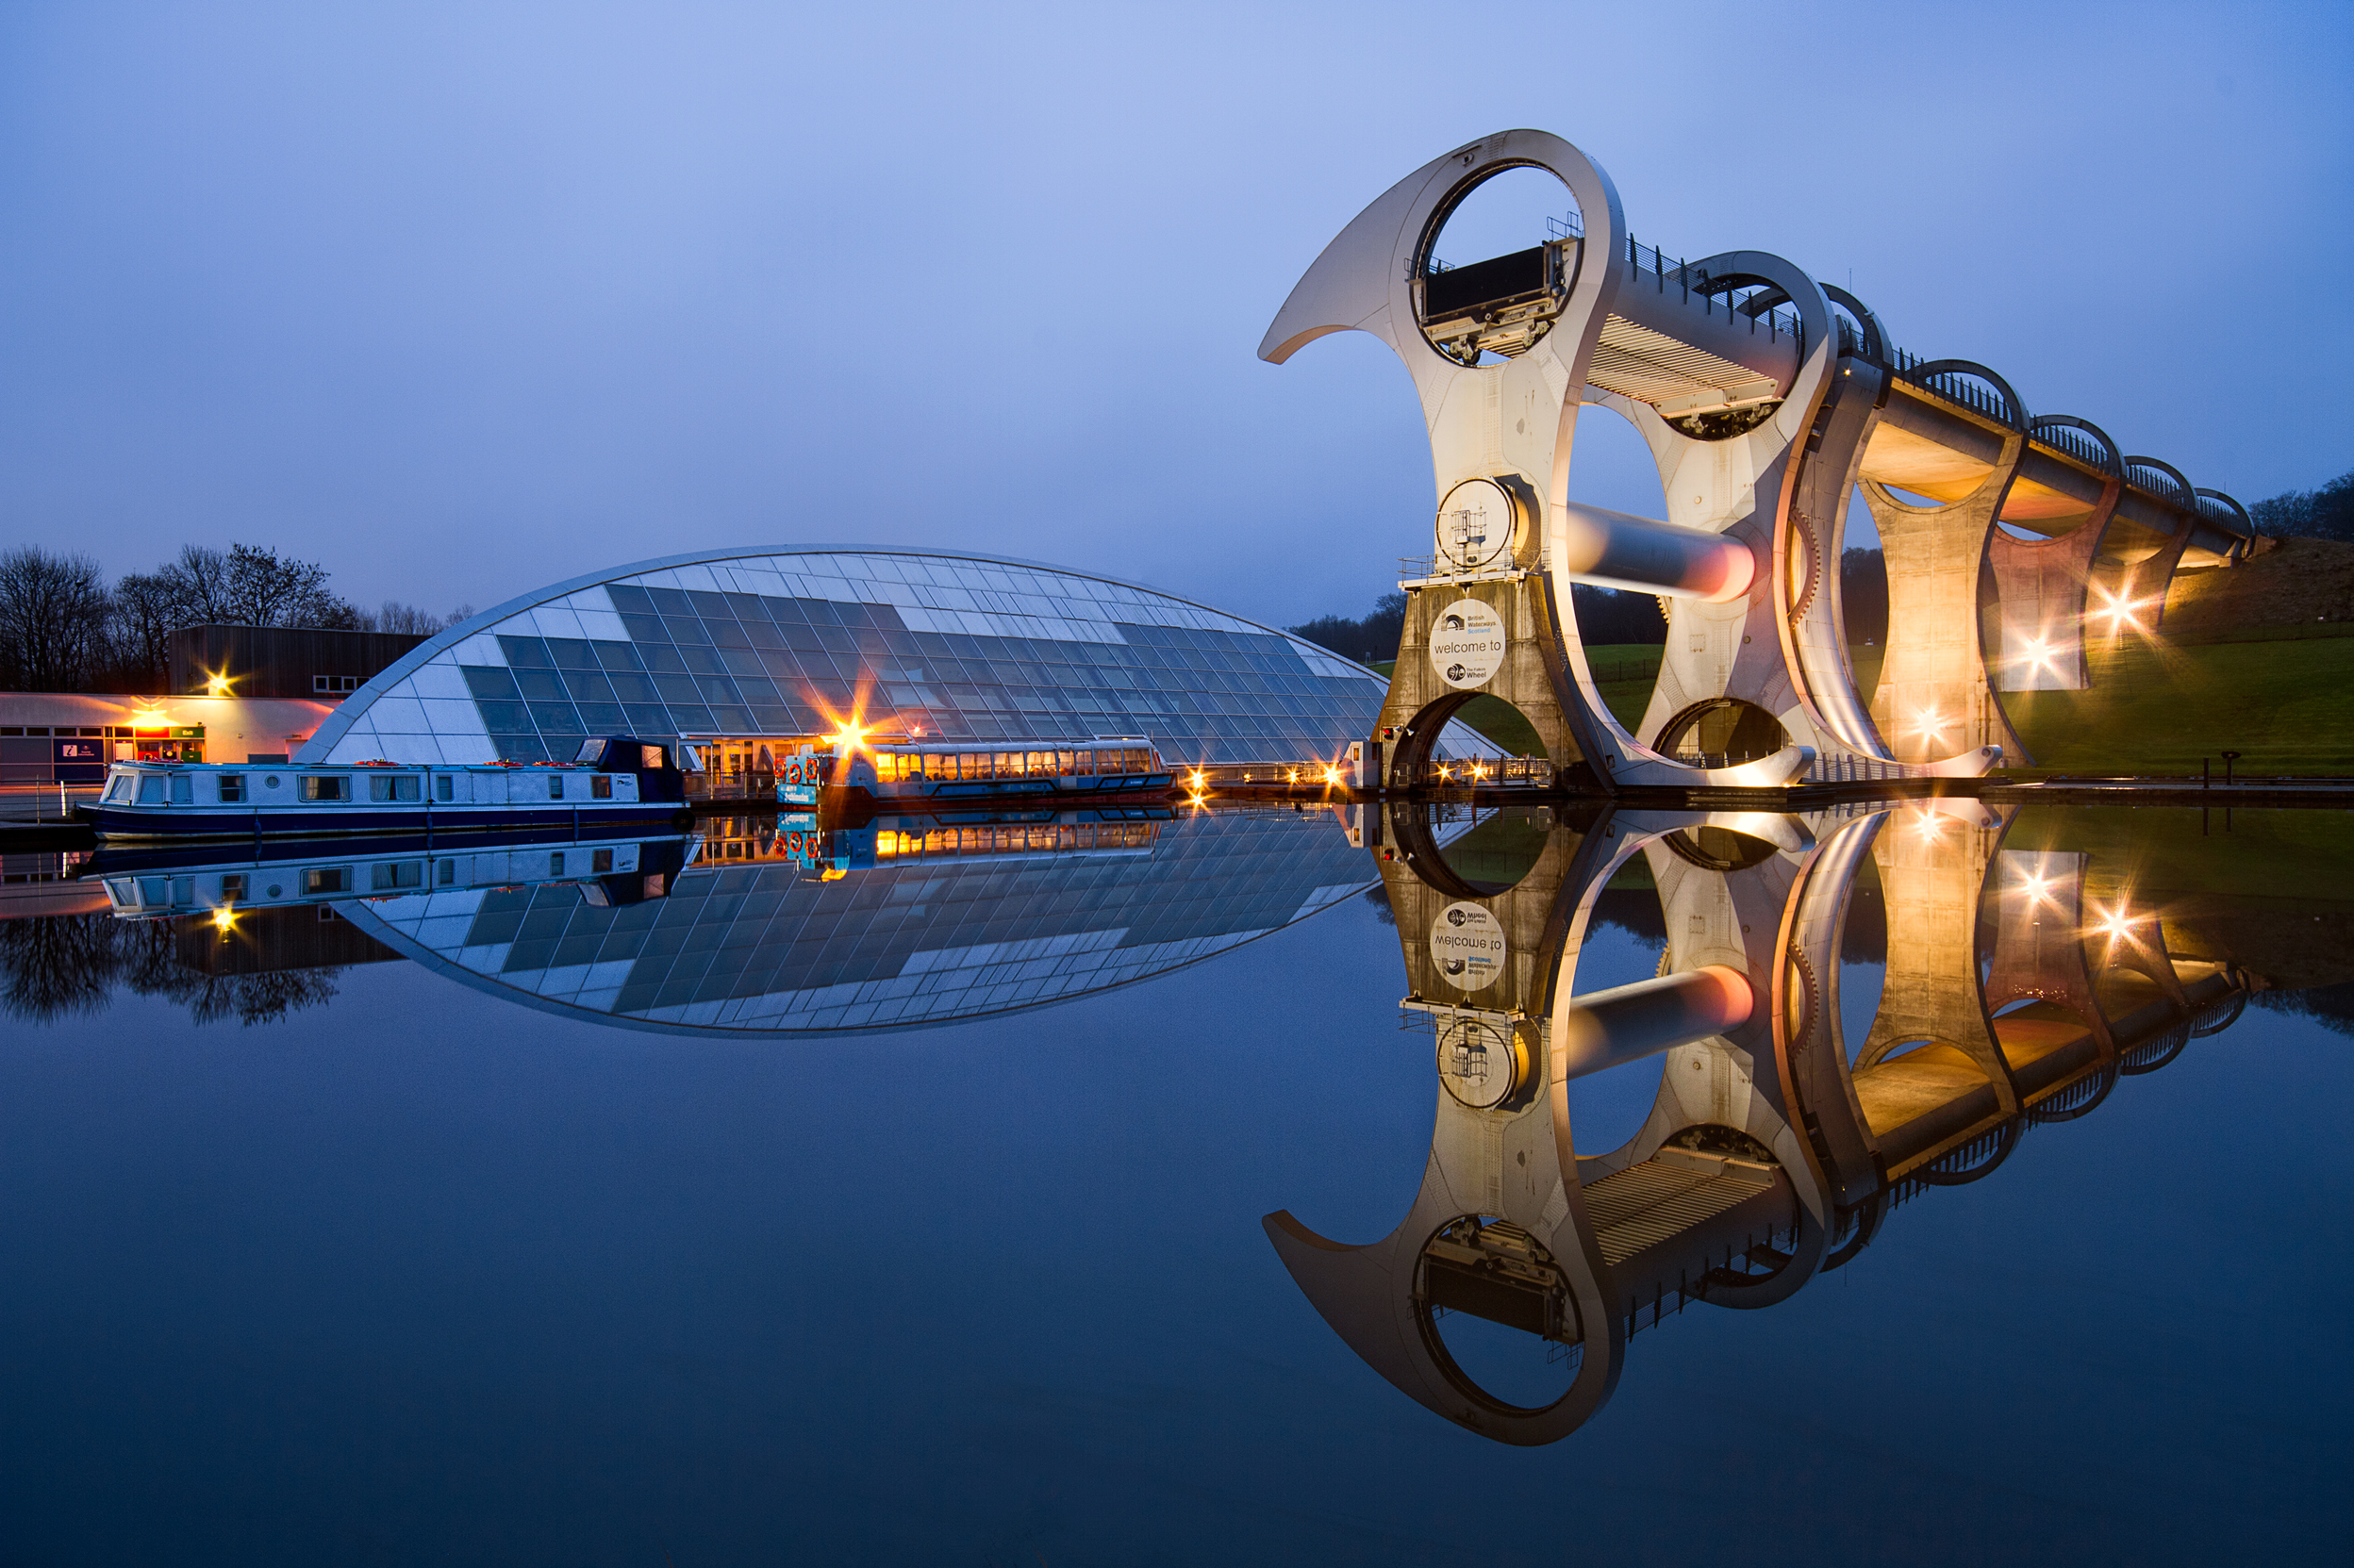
[1056,751,1075,775]
[137,775,165,804]
[370,861,423,891]
[640,745,667,770]
[592,849,614,874]
[303,867,349,894]
[300,776,348,802]
[1073,751,1095,776]
[221,874,246,902]
[591,775,613,800]
[550,851,567,878]
[437,859,456,885]
[170,775,192,804]
[435,775,454,802]
[217,774,245,803]
[104,776,130,803]
[368,775,421,802]
[138,876,171,903]
[575,739,606,764]
[548,776,565,800]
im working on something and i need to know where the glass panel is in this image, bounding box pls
[436,775,454,802]
[497,635,552,667]
[217,774,244,802]
[137,775,164,803]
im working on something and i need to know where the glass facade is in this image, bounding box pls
[307,549,1444,768]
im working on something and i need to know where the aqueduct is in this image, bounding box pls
[1262,129,2249,790]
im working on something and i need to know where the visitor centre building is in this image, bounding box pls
[299,547,1480,777]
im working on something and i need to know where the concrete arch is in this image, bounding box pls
[1821,283,1885,361]
[1907,359,2028,430]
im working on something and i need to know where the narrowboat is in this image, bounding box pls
[91,829,701,919]
[79,735,690,841]
[780,735,1174,807]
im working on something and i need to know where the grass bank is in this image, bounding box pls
[1365,626,2354,777]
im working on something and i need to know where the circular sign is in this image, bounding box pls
[1434,477,1517,573]
[1428,598,1505,690]
[1436,1016,1523,1109]
[1429,900,1508,992]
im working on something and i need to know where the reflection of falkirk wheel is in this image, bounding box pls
[1269,801,2261,1444]
[1259,127,2232,785]
[1267,805,1819,1443]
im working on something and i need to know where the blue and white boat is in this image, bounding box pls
[79,734,690,841]
[91,829,701,919]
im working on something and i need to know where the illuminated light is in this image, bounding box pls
[131,711,170,732]
[205,672,231,697]
[1321,765,1344,786]
[210,904,237,933]
[1286,768,1299,784]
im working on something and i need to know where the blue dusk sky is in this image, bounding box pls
[0,1,2347,632]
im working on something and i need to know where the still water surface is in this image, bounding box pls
[0,801,2347,1563]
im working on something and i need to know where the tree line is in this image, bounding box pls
[0,542,469,693]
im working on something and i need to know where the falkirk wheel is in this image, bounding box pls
[1267,800,2256,1444]
[1261,129,2251,789]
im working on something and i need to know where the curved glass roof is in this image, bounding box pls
[302,546,1471,767]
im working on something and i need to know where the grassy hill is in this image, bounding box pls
[1356,584,2354,776]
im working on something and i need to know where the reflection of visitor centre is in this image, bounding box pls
[302,547,1474,775]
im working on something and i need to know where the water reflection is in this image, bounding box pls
[1266,799,2320,1445]
[6,805,1374,1034]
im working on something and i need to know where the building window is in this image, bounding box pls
[312,675,361,694]
[299,776,349,801]
[217,774,245,802]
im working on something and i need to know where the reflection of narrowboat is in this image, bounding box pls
[79,735,689,841]
[783,736,1174,806]
[705,804,1171,875]
[91,831,700,919]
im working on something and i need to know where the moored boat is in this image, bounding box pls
[780,735,1175,807]
[79,734,689,841]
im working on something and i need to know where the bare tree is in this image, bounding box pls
[361,601,448,635]
[0,546,111,691]
[137,541,359,633]
[105,569,191,690]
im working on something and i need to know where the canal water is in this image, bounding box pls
[0,801,2346,1563]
